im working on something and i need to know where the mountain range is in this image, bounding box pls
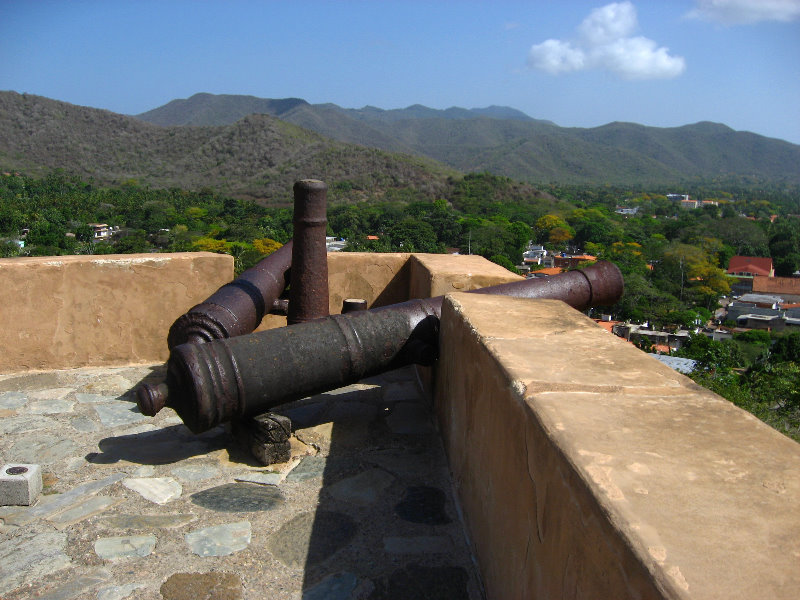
[0,91,455,203]
[2,90,799,203]
[137,93,800,186]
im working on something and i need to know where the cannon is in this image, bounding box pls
[167,240,293,348]
[167,179,333,347]
[138,261,623,433]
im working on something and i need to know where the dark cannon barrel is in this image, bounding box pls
[287,179,330,325]
[166,240,293,348]
[139,261,623,433]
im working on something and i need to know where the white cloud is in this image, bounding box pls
[578,2,638,45]
[527,1,686,80]
[528,39,585,74]
[687,0,800,25]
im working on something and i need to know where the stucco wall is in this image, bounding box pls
[258,252,521,332]
[0,253,232,371]
[327,252,412,311]
[0,251,520,369]
[435,293,800,600]
[409,253,522,298]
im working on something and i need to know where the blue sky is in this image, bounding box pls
[1,0,799,144]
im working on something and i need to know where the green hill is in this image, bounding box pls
[0,91,456,203]
[137,93,800,186]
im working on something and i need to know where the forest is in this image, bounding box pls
[1,169,799,440]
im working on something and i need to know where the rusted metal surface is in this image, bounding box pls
[342,298,368,313]
[287,179,330,325]
[138,297,440,432]
[468,259,623,308]
[270,298,290,316]
[167,241,293,348]
[138,262,623,433]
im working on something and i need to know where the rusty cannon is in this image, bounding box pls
[138,261,624,433]
[166,179,333,348]
[167,240,293,348]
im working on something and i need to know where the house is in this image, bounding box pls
[753,275,800,302]
[726,256,774,295]
[612,322,691,351]
[326,236,347,252]
[736,313,784,331]
[528,267,564,278]
[553,254,596,269]
[522,245,547,265]
[615,207,639,216]
[87,223,115,240]
[667,194,690,202]
[727,256,774,278]
[648,354,698,374]
[736,294,782,309]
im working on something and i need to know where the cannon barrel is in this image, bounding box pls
[139,261,623,433]
[167,240,293,348]
[287,179,330,325]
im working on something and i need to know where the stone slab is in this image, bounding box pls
[190,482,283,512]
[122,477,182,504]
[4,472,126,526]
[185,521,252,557]
[99,513,197,530]
[160,572,243,600]
[95,534,157,559]
[326,468,395,506]
[94,403,146,427]
[47,495,123,529]
[0,531,71,594]
[267,511,357,569]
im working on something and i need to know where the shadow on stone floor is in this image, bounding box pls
[267,367,483,599]
[89,425,230,466]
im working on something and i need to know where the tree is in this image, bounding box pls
[657,243,730,307]
[769,217,800,277]
[252,238,283,256]
[676,334,744,374]
[385,217,441,253]
[548,226,573,248]
[114,230,150,253]
[604,242,648,277]
[27,220,68,250]
[771,333,800,364]
[489,254,518,273]
[567,207,622,248]
[192,237,229,253]
[534,214,571,245]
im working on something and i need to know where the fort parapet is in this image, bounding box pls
[1,252,798,599]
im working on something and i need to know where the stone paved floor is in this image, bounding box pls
[0,364,484,600]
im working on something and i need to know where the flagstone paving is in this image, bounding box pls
[0,364,483,599]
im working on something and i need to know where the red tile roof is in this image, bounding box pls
[727,256,774,277]
[593,320,617,333]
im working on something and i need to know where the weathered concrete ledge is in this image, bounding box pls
[0,252,520,372]
[435,293,800,600]
[325,252,521,312]
[0,253,232,371]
